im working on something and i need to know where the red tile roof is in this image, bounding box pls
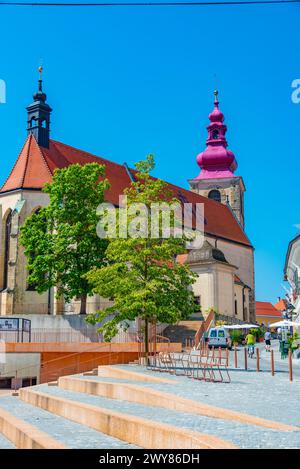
[274,299,287,312]
[0,135,252,247]
[256,301,283,318]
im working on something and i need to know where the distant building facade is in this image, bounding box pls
[284,234,300,323]
[256,301,283,326]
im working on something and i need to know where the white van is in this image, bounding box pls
[208,327,232,349]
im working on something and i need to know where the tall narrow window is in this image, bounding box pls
[234,299,238,315]
[27,208,43,291]
[212,129,219,140]
[3,211,12,290]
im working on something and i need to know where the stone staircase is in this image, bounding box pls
[0,364,239,449]
[0,364,297,449]
[163,318,203,346]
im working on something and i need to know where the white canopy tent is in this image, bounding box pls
[222,324,259,330]
[270,320,300,328]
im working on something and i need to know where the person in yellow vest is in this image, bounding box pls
[245,331,256,358]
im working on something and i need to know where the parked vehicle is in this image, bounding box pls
[208,327,232,349]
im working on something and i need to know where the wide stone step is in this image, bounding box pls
[58,374,297,432]
[0,398,66,449]
[98,365,174,383]
[0,432,15,449]
[0,395,137,449]
[19,384,237,449]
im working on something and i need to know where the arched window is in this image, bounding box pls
[30,117,37,128]
[41,119,47,129]
[3,211,12,290]
[208,189,221,203]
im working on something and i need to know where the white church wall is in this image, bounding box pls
[190,267,215,315]
[216,266,235,317]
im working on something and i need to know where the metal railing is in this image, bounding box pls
[0,327,141,343]
[0,331,172,389]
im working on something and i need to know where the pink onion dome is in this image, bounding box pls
[194,90,238,180]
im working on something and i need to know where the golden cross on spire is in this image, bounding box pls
[214,89,219,105]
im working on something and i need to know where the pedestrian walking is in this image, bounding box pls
[277,326,282,351]
[264,329,272,352]
[245,331,256,358]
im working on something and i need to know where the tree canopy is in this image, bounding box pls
[86,155,197,348]
[20,163,109,314]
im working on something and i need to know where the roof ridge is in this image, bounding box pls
[50,139,123,169]
[20,134,33,187]
[35,139,53,177]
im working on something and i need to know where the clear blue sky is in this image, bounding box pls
[0,1,299,302]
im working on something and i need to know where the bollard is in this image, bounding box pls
[244,347,248,370]
[219,346,222,362]
[256,347,260,372]
[234,345,237,368]
[212,346,215,360]
[226,347,229,367]
[288,350,293,382]
[271,350,275,376]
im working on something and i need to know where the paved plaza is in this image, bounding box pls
[0,339,299,449]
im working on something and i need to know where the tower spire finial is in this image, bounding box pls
[38,65,43,92]
[214,89,219,106]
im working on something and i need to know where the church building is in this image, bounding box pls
[0,76,255,323]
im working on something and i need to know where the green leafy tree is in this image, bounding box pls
[20,163,109,314]
[86,155,198,355]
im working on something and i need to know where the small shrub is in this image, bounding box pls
[230,329,243,345]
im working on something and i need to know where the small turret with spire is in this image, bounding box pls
[27,66,52,148]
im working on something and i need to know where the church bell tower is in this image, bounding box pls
[189,91,245,230]
[26,67,52,148]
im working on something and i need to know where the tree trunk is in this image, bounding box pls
[80,294,87,315]
[144,317,149,365]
